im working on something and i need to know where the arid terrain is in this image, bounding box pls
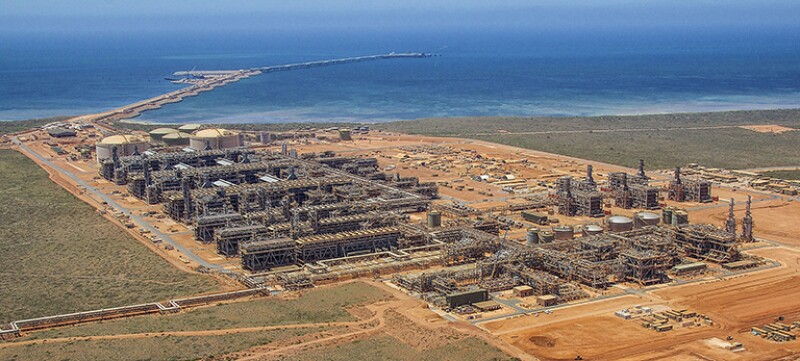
[2,108,800,360]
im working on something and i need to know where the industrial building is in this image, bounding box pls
[92,137,751,307]
[48,128,77,138]
[98,145,441,273]
[607,160,660,210]
[393,219,747,308]
[669,167,713,203]
[554,167,604,218]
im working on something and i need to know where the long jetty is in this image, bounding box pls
[92,52,431,127]
[175,52,431,77]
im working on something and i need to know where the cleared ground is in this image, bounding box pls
[0,329,323,361]
[691,197,800,247]
[0,150,219,322]
[2,281,516,361]
[480,209,800,361]
[267,335,513,361]
[238,282,520,361]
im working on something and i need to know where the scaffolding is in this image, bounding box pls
[194,213,244,243]
[673,224,738,263]
[556,176,604,217]
[129,159,297,204]
[432,202,478,217]
[295,227,402,263]
[669,167,712,203]
[162,177,353,221]
[264,212,398,239]
[621,249,672,285]
[100,148,264,184]
[507,264,563,295]
[518,230,678,289]
[441,228,501,265]
[214,224,268,257]
[240,238,297,272]
[608,171,660,209]
[574,189,605,217]
[242,209,287,226]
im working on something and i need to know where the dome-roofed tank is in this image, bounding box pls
[148,127,178,142]
[162,131,192,146]
[100,134,149,145]
[189,128,243,150]
[177,123,203,131]
[95,134,150,163]
[583,224,604,236]
[635,211,661,228]
[607,215,634,232]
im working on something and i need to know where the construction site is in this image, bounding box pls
[4,119,800,361]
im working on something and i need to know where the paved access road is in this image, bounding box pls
[11,137,229,274]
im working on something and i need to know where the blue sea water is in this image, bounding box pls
[1,29,799,123]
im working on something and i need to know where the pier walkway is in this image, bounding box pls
[175,52,431,77]
[92,52,430,127]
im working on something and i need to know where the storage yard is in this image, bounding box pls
[3,118,800,360]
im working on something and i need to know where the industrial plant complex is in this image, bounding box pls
[80,121,761,295]
[2,75,800,360]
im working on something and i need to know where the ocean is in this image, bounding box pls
[1,29,799,123]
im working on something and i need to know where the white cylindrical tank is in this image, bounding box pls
[607,215,634,232]
[189,128,243,151]
[95,134,150,163]
[526,227,540,246]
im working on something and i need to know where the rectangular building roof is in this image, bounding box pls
[259,175,281,183]
[473,301,501,310]
[672,262,707,271]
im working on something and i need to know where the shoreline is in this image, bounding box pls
[83,103,800,126]
[7,102,800,125]
[6,106,800,127]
